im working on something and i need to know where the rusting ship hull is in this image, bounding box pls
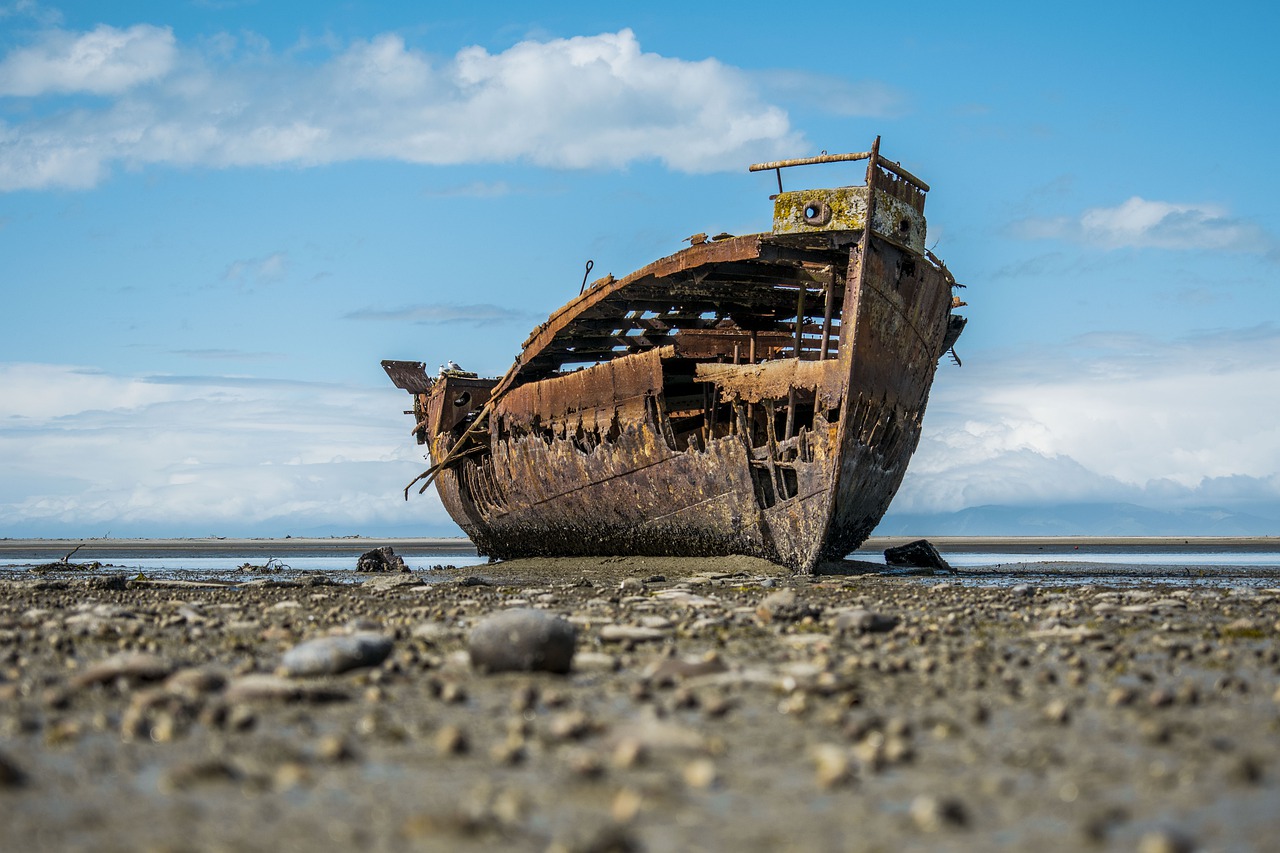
[384,140,966,572]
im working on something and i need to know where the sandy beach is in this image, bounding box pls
[1,550,1278,851]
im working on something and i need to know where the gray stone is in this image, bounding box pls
[279,632,394,677]
[69,652,173,690]
[832,608,899,635]
[224,674,349,703]
[599,624,671,644]
[468,609,576,674]
[756,589,820,623]
[163,666,229,698]
[361,573,425,591]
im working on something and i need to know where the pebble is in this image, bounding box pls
[468,609,576,674]
[0,751,27,788]
[411,621,452,642]
[810,743,853,788]
[572,651,620,673]
[643,652,727,684]
[69,652,173,690]
[598,624,669,644]
[613,718,707,754]
[1137,828,1195,853]
[435,724,468,756]
[361,574,426,591]
[612,738,647,770]
[1026,626,1103,642]
[223,674,349,703]
[831,608,898,635]
[756,589,819,623]
[160,759,240,792]
[279,632,394,677]
[611,788,643,823]
[163,666,229,698]
[683,758,718,789]
[910,794,969,831]
[547,710,596,741]
[1043,699,1071,725]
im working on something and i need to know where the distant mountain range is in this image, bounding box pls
[874,502,1280,537]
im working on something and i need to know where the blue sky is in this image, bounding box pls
[2,0,1278,538]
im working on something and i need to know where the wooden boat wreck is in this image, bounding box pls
[382,139,967,572]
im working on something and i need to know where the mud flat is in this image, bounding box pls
[1,554,1278,851]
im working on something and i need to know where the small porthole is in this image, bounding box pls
[803,201,832,226]
[453,391,471,407]
[898,217,911,235]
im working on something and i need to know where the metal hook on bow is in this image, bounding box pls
[579,259,595,295]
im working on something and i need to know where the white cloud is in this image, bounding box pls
[0,363,452,536]
[1015,196,1272,253]
[0,27,804,191]
[0,24,176,96]
[896,325,1280,513]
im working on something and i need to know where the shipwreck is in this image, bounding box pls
[383,138,967,572]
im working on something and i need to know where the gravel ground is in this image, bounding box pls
[1,554,1278,852]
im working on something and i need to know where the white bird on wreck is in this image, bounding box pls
[446,360,462,372]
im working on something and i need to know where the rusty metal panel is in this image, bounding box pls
[430,376,496,436]
[381,360,433,394]
[498,346,670,428]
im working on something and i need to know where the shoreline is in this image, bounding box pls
[1,534,1278,558]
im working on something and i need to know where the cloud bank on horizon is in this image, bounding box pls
[4,323,1277,537]
[895,326,1280,515]
[0,362,446,536]
[2,5,1277,538]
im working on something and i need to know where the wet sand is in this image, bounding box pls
[1,551,1278,851]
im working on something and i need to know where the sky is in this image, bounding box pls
[1,0,1278,539]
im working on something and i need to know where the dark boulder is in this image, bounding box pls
[884,539,952,572]
[356,546,408,573]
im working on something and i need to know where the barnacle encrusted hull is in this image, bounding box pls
[383,140,966,572]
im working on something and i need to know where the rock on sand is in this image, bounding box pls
[468,609,576,674]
